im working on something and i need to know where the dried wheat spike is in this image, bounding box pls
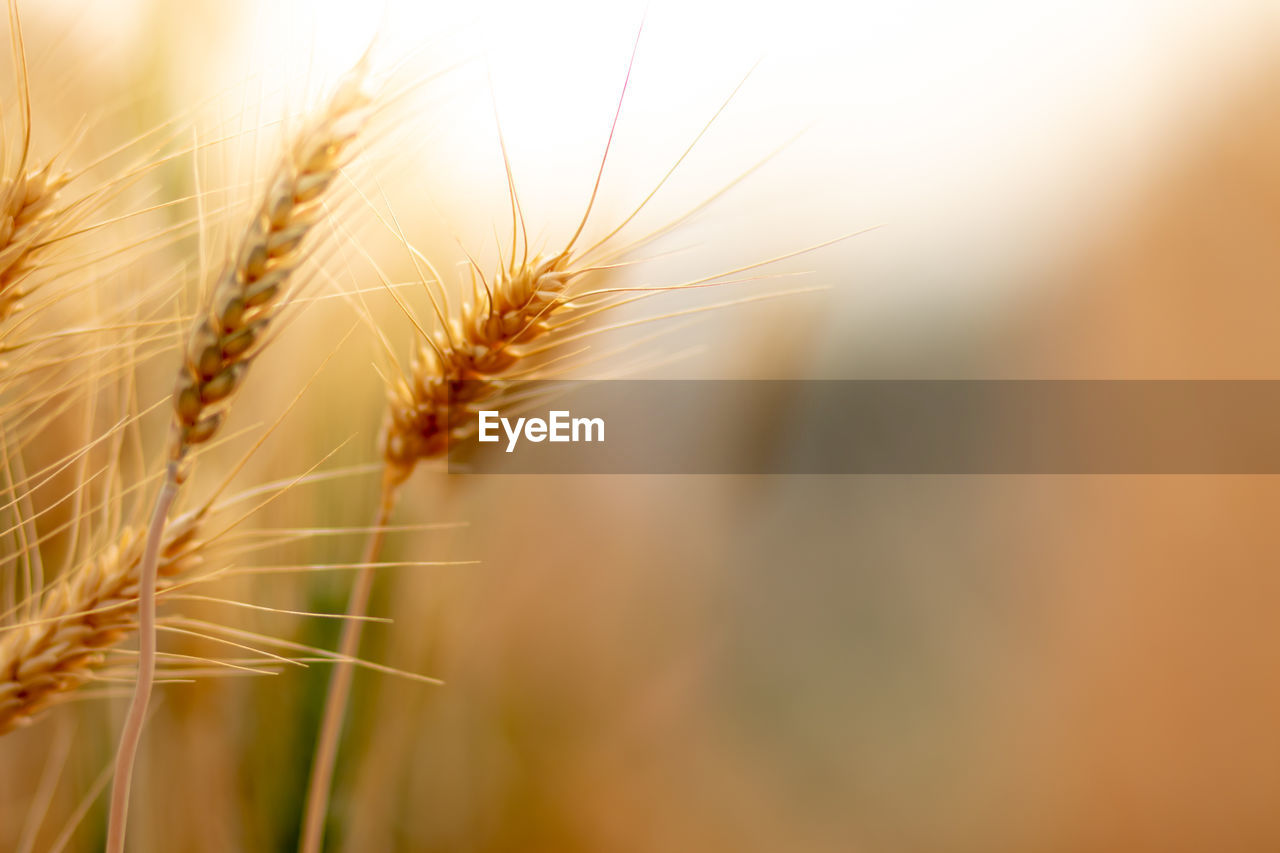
[171,69,372,465]
[0,514,202,735]
[458,253,574,364]
[381,251,581,484]
[0,161,71,322]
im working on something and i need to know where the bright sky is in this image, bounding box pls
[345,0,1280,306]
[32,0,1280,328]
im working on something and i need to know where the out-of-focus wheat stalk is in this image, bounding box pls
[0,0,75,340]
[0,2,69,329]
[104,58,375,853]
[0,162,70,325]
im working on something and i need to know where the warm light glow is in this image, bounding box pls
[246,0,1280,312]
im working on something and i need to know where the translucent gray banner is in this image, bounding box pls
[443,381,1280,474]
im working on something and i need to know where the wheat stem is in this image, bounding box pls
[102,61,373,853]
[299,478,398,853]
[104,461,177,853]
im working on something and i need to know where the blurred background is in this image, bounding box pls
[4,0,1280,850]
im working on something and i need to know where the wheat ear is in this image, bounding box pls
[0,0,71,326]
[0,162,71,323]
[0,514,201,735]
[171,79,372,464]
[380,251,583,482]
[298,40,645,846]
[300,242,597,853]
[105,62,373,853]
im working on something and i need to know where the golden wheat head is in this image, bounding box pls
[0,159,70,322]
[0,513,201,735]
[381,249,584,484]
[172,68,373,467]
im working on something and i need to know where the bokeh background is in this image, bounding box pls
[4,0,1280,850]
